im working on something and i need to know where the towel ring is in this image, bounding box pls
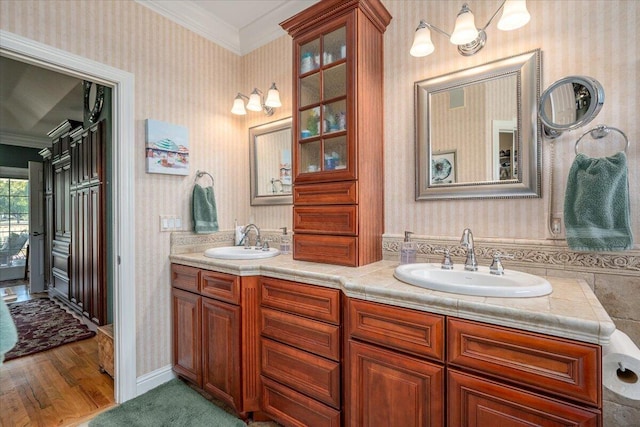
[575,125,629,155]
[194,170,214,185]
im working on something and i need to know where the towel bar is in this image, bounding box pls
[575,125,629,155]
[194,170,214,186]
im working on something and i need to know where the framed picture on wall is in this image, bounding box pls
[431,150,456,185]
[145,119,190,175]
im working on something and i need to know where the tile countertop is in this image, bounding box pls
[169,252,616,346]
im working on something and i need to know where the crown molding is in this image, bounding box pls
[135,0,317,55]
[0,131,50,148]
[136,0,242,54]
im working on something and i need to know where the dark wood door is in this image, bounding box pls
[348,340,444,427]
[172,288,202,386]
[53,160,71,239]
[202,297,241,411]
[88,185,104,324]
[69,188,80,306]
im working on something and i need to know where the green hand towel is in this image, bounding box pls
[564,152,633,251]
[192,183,218,234]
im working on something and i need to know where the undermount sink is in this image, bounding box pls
[394,263,552,298]
[203,246,280,260]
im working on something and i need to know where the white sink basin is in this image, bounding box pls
[394,263,552,298]
[203,246,280,260]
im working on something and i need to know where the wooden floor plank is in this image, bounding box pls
[0,336,114,427]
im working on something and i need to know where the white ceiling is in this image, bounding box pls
[135,0,320,55]
[0,56,84,148]
[0,1,319,150]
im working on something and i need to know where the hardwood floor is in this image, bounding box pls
[0,285,115,427]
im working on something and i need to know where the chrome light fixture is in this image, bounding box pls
[410,0,530,57]
[231,82,281,116]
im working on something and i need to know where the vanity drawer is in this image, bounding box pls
[293,234,357,267]
[293,206,357,235]
[348,299,444,362]
[260,277,341,325]
[200,270,240,305]
[261,307,341,361]
[262,338,341,409]
[294,181,357,205]
[171,264,200,293]
[261,376,341,427]
[448,318,601,407]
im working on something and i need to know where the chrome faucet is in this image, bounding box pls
[460,228,478,271]
[239,223,261,248]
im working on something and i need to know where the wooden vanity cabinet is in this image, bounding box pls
[345,299,602,427]
[447,318,602,426]
[171,264,261,417]
[346,299,445,427]
[281,0,391,267]
[259,277,342,427]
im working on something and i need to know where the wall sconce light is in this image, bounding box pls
[231,82,282,116]
[410,0,530,57]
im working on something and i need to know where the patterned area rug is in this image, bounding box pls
[4,298,95,361]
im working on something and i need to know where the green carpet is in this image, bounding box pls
[89,379,247,427]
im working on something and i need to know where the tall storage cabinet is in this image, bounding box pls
[42,119,107,325]
[281,0,391,267]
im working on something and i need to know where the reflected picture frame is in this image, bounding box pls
[431,150,456,185]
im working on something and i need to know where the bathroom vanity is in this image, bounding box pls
[170,252,614,427]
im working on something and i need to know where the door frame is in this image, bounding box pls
[1,30,137,403]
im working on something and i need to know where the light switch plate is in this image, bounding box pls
[160,215,182,231]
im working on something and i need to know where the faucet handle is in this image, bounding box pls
[436,248,454,270]
[490,251,514,275]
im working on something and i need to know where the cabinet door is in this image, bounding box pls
[202,297,242,411]
[172,288,202,386]
[294,21,353,183]
[348,340,444,427]
[88,185,104,324]
[69,189,81,306]
[89,122,104,182]
[81,187,90,317]
[448,369,600,427]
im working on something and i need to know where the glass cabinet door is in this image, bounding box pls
[296,24,350,180]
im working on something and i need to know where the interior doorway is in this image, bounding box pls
[1,30,137,403]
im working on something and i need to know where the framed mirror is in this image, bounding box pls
[249,117,293,206]
[415,49,541,200]
[538,75,604,138]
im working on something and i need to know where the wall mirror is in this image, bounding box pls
[415,49,541,200]
[538,75,604,139]
[250,117,293,206]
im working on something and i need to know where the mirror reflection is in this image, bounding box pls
[415,50,541,200]
[429,75,518,184]
[250,117,293,206]
[538,76,604,138]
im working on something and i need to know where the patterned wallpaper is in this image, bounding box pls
[384,0,638,242]
[1,2,637,398]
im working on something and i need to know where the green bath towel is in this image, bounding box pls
[564,152,633,251]
[192,183,218,234]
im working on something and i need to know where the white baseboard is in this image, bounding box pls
[135,364,176,396]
